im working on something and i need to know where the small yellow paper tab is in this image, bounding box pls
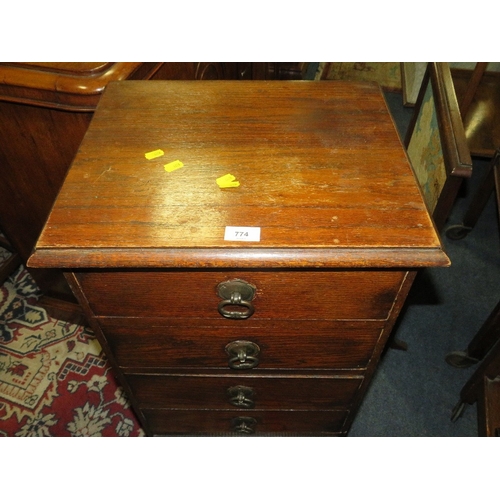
[216,173,240,188]
[164,160,184,172]
[145,149,164,160]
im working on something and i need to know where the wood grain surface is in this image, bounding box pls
[125,373,362,409]
[76,270,405,319]
[97,317,385,370]
[29,80,448,270]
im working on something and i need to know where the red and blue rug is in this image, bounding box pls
[0,263,144,437]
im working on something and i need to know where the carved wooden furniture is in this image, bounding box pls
[0,62,301,322]
[29,80,448,436]
[405,62,473,231]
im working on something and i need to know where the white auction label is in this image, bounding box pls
[224,226,261,242]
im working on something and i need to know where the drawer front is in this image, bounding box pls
[142,409,348,435]
[126,373,363,410]
[76,270,405,320]
[98,318,383,370]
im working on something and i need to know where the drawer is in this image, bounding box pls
[98,317,383,370]
[125,373,363,410]
[76,270,405,320]
[142,409,348,435]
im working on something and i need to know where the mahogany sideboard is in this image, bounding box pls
[29,80,449,436]
[0,62,301,321]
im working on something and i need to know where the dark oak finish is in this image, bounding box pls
[480,377,500,436]
[0,63,160,320]
[30,81,446,269]
[0,63,150,268]
[0,62,301,319]
[126,374,362,409]
[76,270,405,320]
[96,317,386,370]
[142,408,348,436]
[29,80,448,436]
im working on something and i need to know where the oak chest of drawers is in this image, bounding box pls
[29,80,449,436]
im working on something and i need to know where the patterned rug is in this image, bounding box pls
[0,255,145,437]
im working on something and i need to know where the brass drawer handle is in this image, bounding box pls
[217,279,256,319]
[225,340,260,369]
[231,416,257,435]
[227,385,255,408]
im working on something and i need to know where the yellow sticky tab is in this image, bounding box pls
[216,173,240,188]
[164,160,184,172]
[145,149,164,160]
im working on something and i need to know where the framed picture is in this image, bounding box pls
[320,62,402,91]
[405,62,473,230]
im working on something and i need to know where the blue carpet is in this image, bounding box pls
[349,92,500,436]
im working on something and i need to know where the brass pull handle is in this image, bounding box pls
[231,417,257,435]
[217,279,256,319]
[227,385,255,408]
[218,295,255,319]
[225,340,260,369]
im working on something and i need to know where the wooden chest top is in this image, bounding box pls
[29,80,448,269]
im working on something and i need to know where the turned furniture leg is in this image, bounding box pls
[447,300,500,368]
[451,302,500,434]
